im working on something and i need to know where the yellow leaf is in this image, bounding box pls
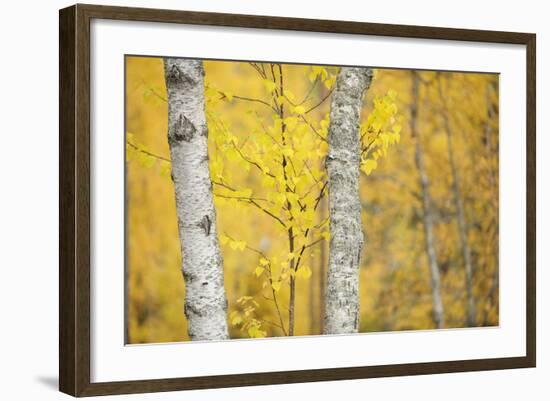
[296,265,312,279]
[276,193,287,206]
[318,141,329,157]
[361,159,378,175]
[241,188,253,198]
[282,147,294,157]
[259,258,270,266]
[311,66,323,76]
[284,116,298,132]
[261,175,276,189]
[160,161,171,177]
[293,105,306,115]
[263,79,277,93]
[302,209,315,228]
[229,240,247,251]
[248,326,267,338]
[237,295,253,303]
[226,147,239,162]
[254,266,264,277]
[324,76,336,89]
[271,281,281,292]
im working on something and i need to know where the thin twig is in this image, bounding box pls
[219,91,277,113]
[300,115,327,142]
[213,181,287,228]
[140,79,167,103]
[126,140,171,163]
[297,77,319,105]
[214,193,270,203]
[305,89,333,114]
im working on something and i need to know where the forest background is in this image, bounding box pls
[125,56,499,343]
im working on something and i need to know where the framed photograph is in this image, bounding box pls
[59,4,536,397]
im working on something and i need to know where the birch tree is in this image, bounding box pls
[481,78,499,325]
[437,75,476,327]
[164,58,229,341]
[410,71,445,329]
[324,67,373,334]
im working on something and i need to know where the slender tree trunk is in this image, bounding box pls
[410,72,445,329]
[483,78,500,325]
[163,58,229,341]
[269,64,298,336]
[324,67,372,334]
[125,178,130,343]
[438,76,477,327]
[308,250,316,334]
[308,195,329,335]
[319,195,327,334]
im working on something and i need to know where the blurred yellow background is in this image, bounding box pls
[125,56,499,344]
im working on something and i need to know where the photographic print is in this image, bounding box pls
[59,6,535,395]
[125,57,499,344]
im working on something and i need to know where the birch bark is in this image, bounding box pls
[164,58,229,341]
[324,67,373,334]
[410,71,445,329]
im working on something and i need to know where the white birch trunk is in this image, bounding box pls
[164,58,229,341]
[411,72,445,329]
[324,67,373,334]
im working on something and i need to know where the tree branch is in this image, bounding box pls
[126,140,171,163]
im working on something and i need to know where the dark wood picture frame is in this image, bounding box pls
[59,3,536,397]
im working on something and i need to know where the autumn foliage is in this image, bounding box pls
[125,56,498,343]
